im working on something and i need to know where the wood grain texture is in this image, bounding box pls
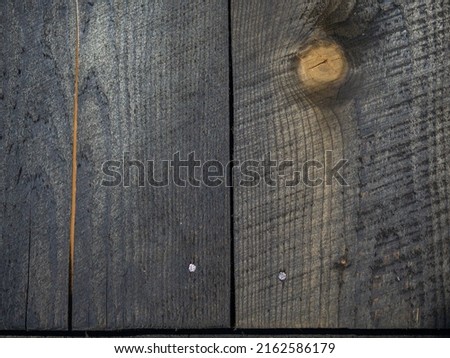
[72,0,230,329]
[232,0,450,328]
[0,0,75,330]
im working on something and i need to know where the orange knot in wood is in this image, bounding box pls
[297,40,349,94]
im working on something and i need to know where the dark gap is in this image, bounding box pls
[228,0,236,329]
[0,328,448,337]
[68,284,73,331]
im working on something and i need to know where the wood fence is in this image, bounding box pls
[1,0,449,331]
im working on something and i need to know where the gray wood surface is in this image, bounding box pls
[0,0,74,330]
[232,0,450,328]
[2,0,450,332]
[72,0,230,329]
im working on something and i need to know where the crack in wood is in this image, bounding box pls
[68,0,80,331]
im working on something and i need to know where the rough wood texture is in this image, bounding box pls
[72,0,230,329]
[0,0,74,329]
[3,0,450,332]
[232,0,450,328]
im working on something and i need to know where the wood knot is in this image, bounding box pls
[297,40,349,95]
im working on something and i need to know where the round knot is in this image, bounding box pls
[297,40,349,94]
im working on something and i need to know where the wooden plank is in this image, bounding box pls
[232,0,450,328]
[72,0,230,329]
[0,0,74,330]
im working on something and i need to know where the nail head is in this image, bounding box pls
[278,271,287,281]
[188,263,196,273]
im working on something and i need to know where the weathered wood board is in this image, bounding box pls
[72,0,230,329]
[1,0,75,330]
[232,0,450,328]
[2,0,450,332]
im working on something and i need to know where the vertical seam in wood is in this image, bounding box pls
[228,0,236,329]
[68,0,80,331]
[25,207,32,329]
